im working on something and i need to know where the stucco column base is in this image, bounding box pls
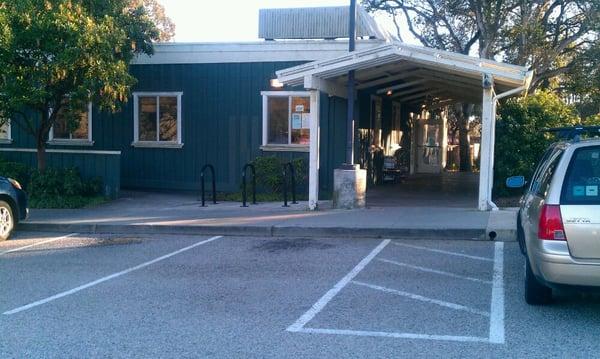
[333,167,367,209]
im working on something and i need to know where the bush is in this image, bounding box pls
[494,91,591,197]
[28,167,104,208]
[0,157,30,187]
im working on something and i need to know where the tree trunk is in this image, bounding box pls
[36,130,47,172]
[458,103,473,172]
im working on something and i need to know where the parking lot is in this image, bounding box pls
[2,232,600,357]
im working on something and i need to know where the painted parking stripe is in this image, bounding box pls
[352,280,490,317]
[377,258,492,284]
[0,233,79,256]
[488,242,505,344]
[391,242,493,262]
[287,239,391,332]
[3,235,224,315]
[297,327,490,343]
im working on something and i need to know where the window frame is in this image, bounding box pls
[261,91,311,152]
[0,118,11,144]
[48,102,93,146]
[132,92,183,149]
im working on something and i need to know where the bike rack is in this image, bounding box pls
[200,164,217,207]
[282,162,298,207]
[241,163,257,207]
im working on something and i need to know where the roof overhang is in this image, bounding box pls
[276,42,533,104]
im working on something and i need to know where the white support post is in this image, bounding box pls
[308,90,320,210]
[479,74,495,211]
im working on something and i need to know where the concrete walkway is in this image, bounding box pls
[19,191,517,240]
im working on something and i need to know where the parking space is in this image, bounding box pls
[2,232,600,357]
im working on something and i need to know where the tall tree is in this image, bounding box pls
[130,0,175,42]
[0,0,159,170]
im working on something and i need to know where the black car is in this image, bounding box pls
[0,176,28,241]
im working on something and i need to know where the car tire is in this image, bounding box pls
[0,200,14,241]
[524,255,552,305]
[517,215,526,255]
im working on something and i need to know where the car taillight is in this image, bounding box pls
[538,204,567,241]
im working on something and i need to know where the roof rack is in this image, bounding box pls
[543,126,600,141]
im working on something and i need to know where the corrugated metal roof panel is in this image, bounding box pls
[258,6,391,40]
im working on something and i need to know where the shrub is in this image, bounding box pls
[27,167,104,208]
[0,156,30,188]
[238,156,308,200]
[494,91,588,197]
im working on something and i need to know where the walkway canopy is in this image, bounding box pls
[275,41,533,211]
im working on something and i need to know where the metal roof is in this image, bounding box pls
[258,6,392,41]
[276,42,533,104]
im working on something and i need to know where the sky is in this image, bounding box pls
[155,0,410,43]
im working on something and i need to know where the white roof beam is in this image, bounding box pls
[376,79,428,95]
[304,75,347,99]
[356,71,419,90]
[397,89,445,102]
[389,85,430,98]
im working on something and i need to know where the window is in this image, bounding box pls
[133,92,182,148]
[261,91,311,150]
[49,102,92,144]
[533,148,564,198]
[561,146,600,205]
[0,118,10,143]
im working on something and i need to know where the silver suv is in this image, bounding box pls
[508,128,600,305]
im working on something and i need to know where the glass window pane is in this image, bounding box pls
[0,120,9,139]
[561,146,600,204]
[54,103,89,140]
[159,96,178,142]
[267,97,289,144]
[290,96,310,145]
[139,96,157,141]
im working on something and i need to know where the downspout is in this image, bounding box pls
[486,71,533,211]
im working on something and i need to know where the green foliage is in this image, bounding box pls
[0,0,160,170]
[0,156,104,208]
[494,91,581,197]
[252,156,308,195]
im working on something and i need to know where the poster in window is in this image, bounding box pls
[291,113,302,129]
[301,113,310,129]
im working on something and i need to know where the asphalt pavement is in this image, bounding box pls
[1,232,599,358]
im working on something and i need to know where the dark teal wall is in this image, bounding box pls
[319,93,348,199]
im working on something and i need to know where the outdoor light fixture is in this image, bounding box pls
[386,90,392,96]
[270,79,283,88]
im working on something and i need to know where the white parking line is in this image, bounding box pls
[352,280,490,317]
[296,327,490,343]
[3,235,224,315]
[377,258,492,284]
[0,233,79,256]
[287,239,391,332]
[488,242,505,344]
[391,242,494,262]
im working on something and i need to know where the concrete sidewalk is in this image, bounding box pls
[19,191,517,240]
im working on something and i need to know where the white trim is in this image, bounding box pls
[132,40,385,65]
[260,145,309,152]
[261,91,312,148]
[308,90,320,211]
[0,118,11,142]
[478,75,495,211]
[49,102,93,144]
[132,92,183,148]
[0,147,120,155]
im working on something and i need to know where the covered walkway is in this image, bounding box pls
[276,41,532,211]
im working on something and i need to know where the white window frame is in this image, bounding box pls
[132,92,183,149]
[260,91,311,152]
[48,102,93,146]
[0,118,11,144]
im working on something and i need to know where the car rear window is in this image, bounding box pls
[561,146,600,205]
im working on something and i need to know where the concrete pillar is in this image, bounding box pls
[308,91,320,210]
[478,74,495,211]
[333,166,367,209]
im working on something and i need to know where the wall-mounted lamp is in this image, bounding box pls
[270,79,284,88]
[386,90,392,96]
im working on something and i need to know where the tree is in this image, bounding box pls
[0,0,159,170]
[130,0,175,42]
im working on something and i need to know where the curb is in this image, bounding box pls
[19,222,491,240]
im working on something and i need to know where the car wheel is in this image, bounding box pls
[0,200,14,241]
[517,215,526,255]
[524,255,552,305]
